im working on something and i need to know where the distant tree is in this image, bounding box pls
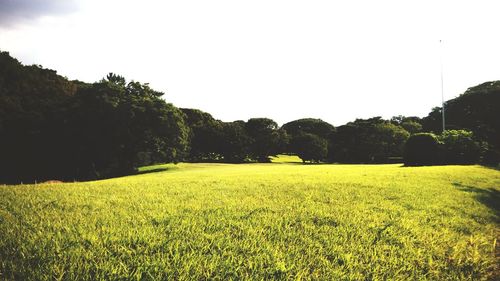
[400,121,423,135]
[422,81,500,164]
[371,122,410,161]
[66,76,189,179]
[220,121,252,163]
[3,49,499,183]
[439,130,481,164]
[0,51,77,183]
[391,115,423,134]
[245,118,286,162]
[105,72,126,86]
[181,108,224,162]
[327,124,357,163]
[404,133,441,166]
[329,117,409,163]
[291,133,328,163]
[281,118,335,140]
[281,118,334,160]
[0,52,190,183]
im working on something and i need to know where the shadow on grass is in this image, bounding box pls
[134,168,169,175]
[482,164,500,172]
[452,182,500,218]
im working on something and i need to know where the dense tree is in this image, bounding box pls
[404,130,484,166]
[404,133,441,166]
[281,118,335,140]
[0,51,190,183]
[391,115,423,134]
[65,75,189,179]
[245,118,287,162]
[181,108,224,162]
[220,121,252,163]
[290,133,328,163]
[422,81,500,165]
[328,117,409,163]
[281,118,334,159]
[439,130,481,164]
[0,51,77,183]
[1,50,498,183]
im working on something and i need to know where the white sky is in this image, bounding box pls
[1,0,499,125]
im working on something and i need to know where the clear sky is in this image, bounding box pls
[1,0,499,125]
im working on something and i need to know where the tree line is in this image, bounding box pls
[0,51,498,183]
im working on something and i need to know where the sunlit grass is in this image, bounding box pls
[0,162,499,280]
[270,154,303,163]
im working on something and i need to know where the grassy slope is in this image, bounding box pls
[0,163,499,280]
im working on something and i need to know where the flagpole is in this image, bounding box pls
[440,40,445,132]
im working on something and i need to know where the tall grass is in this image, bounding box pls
[0,163,498,280]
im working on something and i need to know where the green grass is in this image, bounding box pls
[0,162,499,280]
[270,154,303,163]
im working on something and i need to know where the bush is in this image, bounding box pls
[404,133,441,166]
[481,146,500,166]
[439,130,481,164]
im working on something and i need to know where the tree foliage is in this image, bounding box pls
[422,81,500,164]
[66,76,189,179]
[1,50,499,183]
[181,115,288,163]
[0,51,189,183]
[429,81,500,140]
[281,118,333,161]
[404,133,442,166]
[290,133,328,163]
[439,130,481,164]
[329,117,409,163]
[391,115,423,134]
[281,118,335,140]
[245,118,287,162]
[220,121,252,163]
[181,108,223,162]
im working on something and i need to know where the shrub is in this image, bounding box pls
[404,133,441,166]
[439,130,481,164]
[480,145,500,166]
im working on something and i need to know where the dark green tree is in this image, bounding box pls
[391,115,423,134]
[0,51,190,183]
[329,117,409,163]
[290,133,328,163]
[281,118,335,140]
[422,81,500,165]
[0,51,77,183]
[404,133,441,166]
[220,121,252,163]
[66,75,189,179]
[439,130,481,164]
[245,118,286,162]
[281,118,334,160]
[181,108,224,162]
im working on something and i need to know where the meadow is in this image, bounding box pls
[0,159,499,280]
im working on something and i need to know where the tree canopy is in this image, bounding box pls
[423,81,500,153]
[328,117,409,163]
[0,51,189,183]
[281,118,335,140]
[0,51,498,183]
[404,133,441,166]
[290,133,328,163]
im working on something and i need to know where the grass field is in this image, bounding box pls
[0,161,499,280]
